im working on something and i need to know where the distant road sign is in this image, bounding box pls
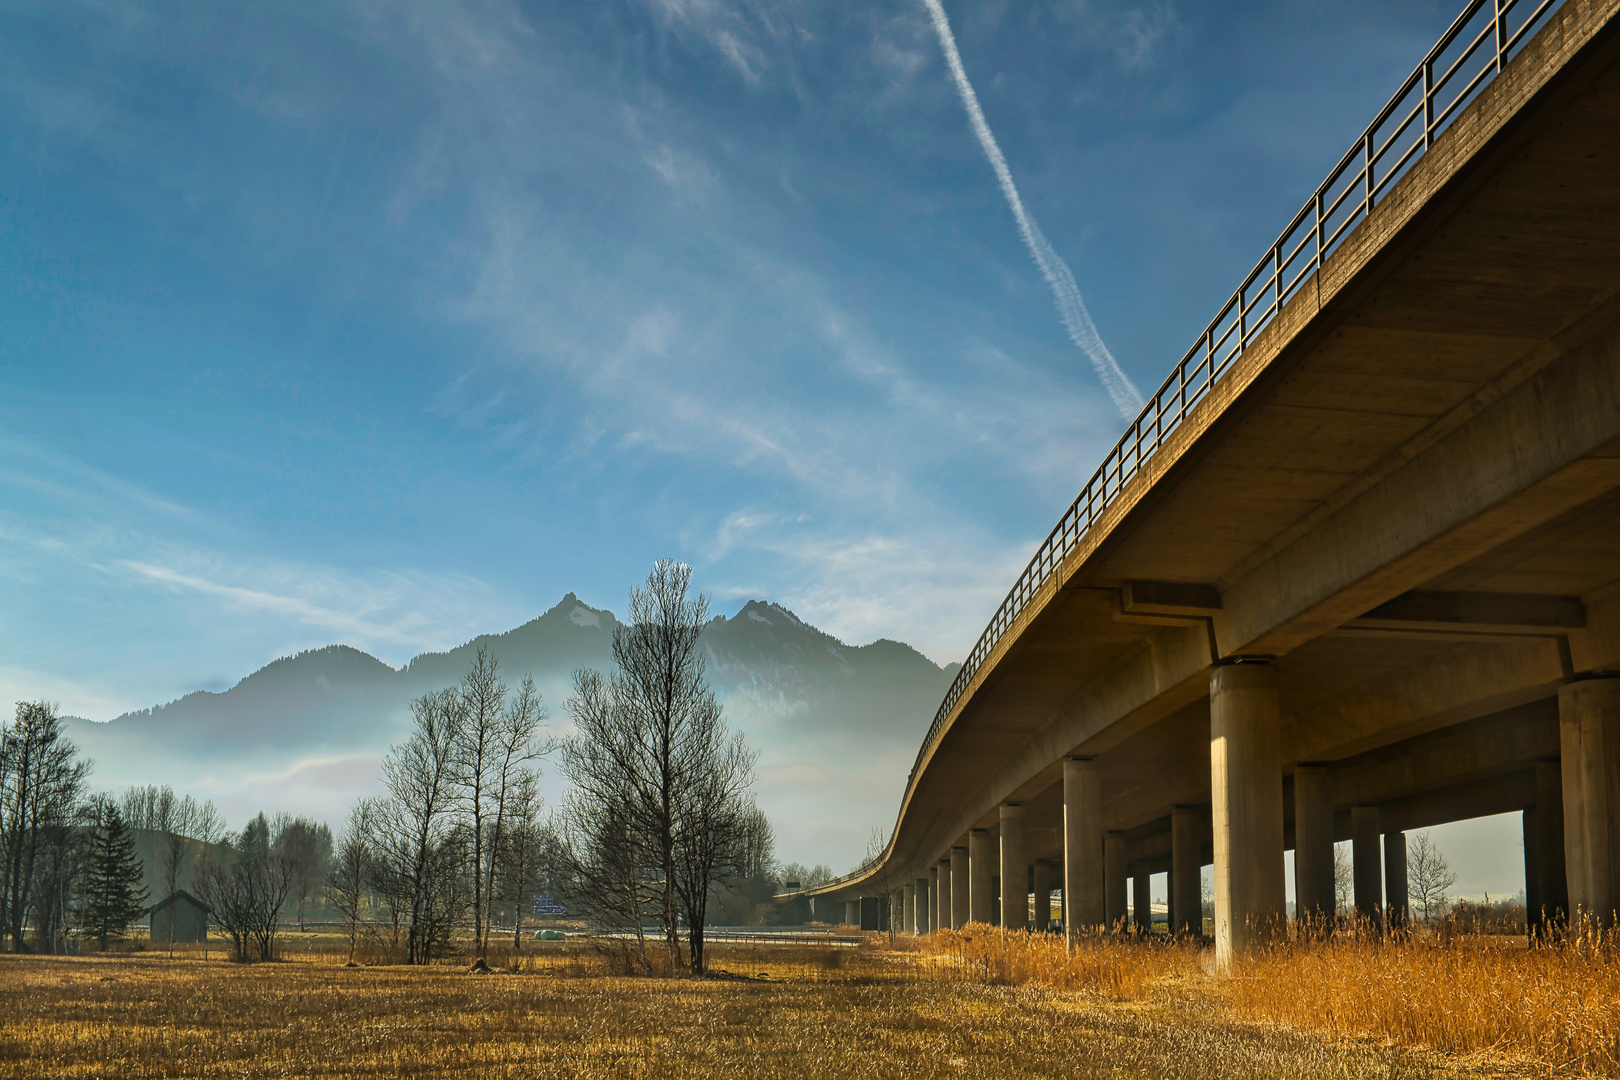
[533,894,568,916]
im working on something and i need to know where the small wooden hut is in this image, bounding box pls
[149,889,210,943]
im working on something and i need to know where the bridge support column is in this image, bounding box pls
[1561,678,1620,928]
[928,867,940,933]
[916,877,930,934]
[1384,831,1408,939]
[1000,804,1027,930]
[1105,831,1127,932]
[1032,860,1052,931]
[1132,863,1152,936]
[1210,662,1286,968]
[1535,759,1568,936]
[950,846,968,929]
[1063,756,1104,942]
[969,830,993,924]
[1351,805,1383,936]
[1293,764,1335,936]
[901,884,914,935]
[844,900,857,927]
[1171,806,1202,938]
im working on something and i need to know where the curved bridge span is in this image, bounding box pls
[808,0,1620,962]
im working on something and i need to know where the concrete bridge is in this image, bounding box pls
[806,0,1620,965]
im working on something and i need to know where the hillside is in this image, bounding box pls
[63,595,959,869]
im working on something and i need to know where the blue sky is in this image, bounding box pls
[0,0,1458,716]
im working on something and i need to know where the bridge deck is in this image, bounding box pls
[819,0,1620,902]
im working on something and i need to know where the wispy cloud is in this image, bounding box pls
[118,560,493,651]
[921,0,1145,420]
[0,439,524,674]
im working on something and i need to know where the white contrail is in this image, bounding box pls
[920,0,1144,420]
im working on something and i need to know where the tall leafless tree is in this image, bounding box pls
[673,739,759,974]
[1333,842,1353,919]
[328,799,375,963]
[494,768,547,950]
[557,752,655,972]
[377,687,466,964]
[477,674,547,956]
[559,560,761,975]
[1,702,90,952]
[1407,831,1457,924]
[454,646,506,958]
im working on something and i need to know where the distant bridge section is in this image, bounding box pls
[807,0,1620,964]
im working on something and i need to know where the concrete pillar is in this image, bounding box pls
[1171,807,1202,938]
[844,900,857,927]
[1293,764,1335,934]
[1210,662,1286,967]
[929,866,941,933]
[901,884,914,935]
[968,829,993,925]
[916,877,930,934]
[1132,863,1152,936]
[1063,756,1105,940]
[950,846,968,929]
[1032,860,1052,931]
[1383,831,1408,938]
[999,804,1027,930]
[1351,805,1383,935]
[1560,679,1620,928]
[1535,759,1569,934]
[1104,831,1127,932]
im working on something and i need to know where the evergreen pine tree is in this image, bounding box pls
[86,802,148,949]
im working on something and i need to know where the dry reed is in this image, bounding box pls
[1226,933,1620,1076]
[916,923,1203,999]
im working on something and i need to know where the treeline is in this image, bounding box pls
[333,561,775,976]
[0,697,336,956]
[324,641,552,966]
[3,561,814,969]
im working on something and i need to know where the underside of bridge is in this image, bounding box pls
[810,0,1620,958]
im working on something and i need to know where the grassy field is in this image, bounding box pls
[0,929,1607,1079]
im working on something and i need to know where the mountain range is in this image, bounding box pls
[64,594,960,870]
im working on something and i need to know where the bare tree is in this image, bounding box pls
[328,800,374,963]
[1,702,90,952]
[274,814,332,932]
[30,803,92,954]
[733,801,776,883]
[674,745,760,974]
[195,812,297,962]
[559,561,761,975]
[454,645,507,959]
[1407,831,1456,924]
[121,784,225,900]
[560,671,658,973]
[494,769,546,951]
[377,688,466,964]
[854,828,888,874]
[479,674,547,956]
[1333,842,1353,918]
[777,863,833,889]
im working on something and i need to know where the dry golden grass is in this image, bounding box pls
[0,933,1469,1080]
[909,924,1620,1077]
[1225,934,1620,1076]
[912,922,1203,999]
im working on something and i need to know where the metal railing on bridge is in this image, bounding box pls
[905,0,1567,798]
